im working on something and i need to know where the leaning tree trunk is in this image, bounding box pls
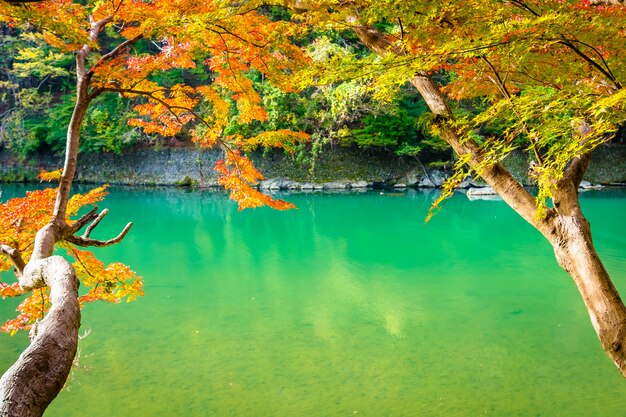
[552,217,626,374]
[0,257,80,417]
[1,13,135,415]
[1,25,96,415]
[345,18,626,377]
[0,117,86,414]
[422,74,626,376]
[548,184,626,375]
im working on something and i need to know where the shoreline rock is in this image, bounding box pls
[466,186,503,201]
[579,180,604,191]
[0,145,625,190]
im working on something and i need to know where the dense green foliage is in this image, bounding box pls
[0,24,445,159]
[291,0,626,212]
[0,2,623,176]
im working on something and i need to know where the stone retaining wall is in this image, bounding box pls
[0,145,624,188]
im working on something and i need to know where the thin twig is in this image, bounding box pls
[480,56,543,165]
[83,208,109,238]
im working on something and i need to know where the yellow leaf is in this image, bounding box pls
[38,169,63,182]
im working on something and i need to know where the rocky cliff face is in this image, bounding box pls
[1,145,624,189]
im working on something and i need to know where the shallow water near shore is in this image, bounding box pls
[1,185,626,416]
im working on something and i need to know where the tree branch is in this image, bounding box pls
[563,120,595,187]
[82,208,109,238]
[569,39,619,84]
[102,86,210,128]
[564,152,593,188]
[557,37,622,90]
[349,20,542,228]
[66,207,99,234]
[53,13,113,223]
[65,222,132,248]
[76,15,114,78]
[510,0,541,17]
[87,34,143,78]
[504,1,622,89]
[0,244,26,275]
[209,25,269,49]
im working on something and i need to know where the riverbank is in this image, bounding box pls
[1,144,624,189]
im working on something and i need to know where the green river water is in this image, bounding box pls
[1,185,626,417]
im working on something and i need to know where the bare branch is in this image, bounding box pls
[0,244,26,274]
[83,208,109,238]
[557,37,622,90]
[67,207,99,234]
[65,222,133,248]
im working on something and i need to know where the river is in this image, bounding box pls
[1,185,625,416]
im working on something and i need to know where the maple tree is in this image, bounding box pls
[0,0,624,414]
[286,0,626,376]
[0,0,310,415]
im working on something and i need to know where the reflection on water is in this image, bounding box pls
[1,186,626,417]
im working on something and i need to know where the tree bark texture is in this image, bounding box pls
[552,215,626,373]
[0,257,80,417]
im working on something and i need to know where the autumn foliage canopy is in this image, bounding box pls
[0,0,317,334]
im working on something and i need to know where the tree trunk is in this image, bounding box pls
[0,257,80,417]
[52,76,89,223]
[346,17,626,377]
[552,215,626,374]
[547,184,626,375]
[1,55,91,415]
[430,77,626,376]
[1,12,134,416]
